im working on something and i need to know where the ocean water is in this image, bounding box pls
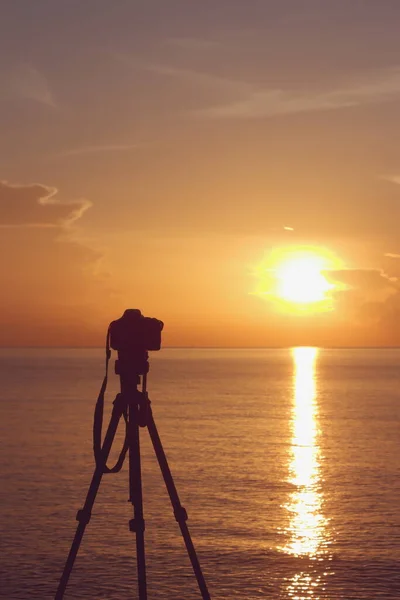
[0,347,399,600]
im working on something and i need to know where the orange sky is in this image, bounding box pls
[1,2,400,347]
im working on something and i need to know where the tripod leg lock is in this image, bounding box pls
[129,518,145,533]
[113,392,125,408]
[76,508,92,525]
[174,505,188,523]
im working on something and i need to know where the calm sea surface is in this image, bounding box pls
[0,347,399,599]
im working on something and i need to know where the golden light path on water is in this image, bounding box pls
[282,347,331,599]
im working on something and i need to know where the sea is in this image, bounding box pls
[0,347,399,600]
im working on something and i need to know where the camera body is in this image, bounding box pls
[109,309,164,353]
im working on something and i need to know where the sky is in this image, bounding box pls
[2,1,400,347]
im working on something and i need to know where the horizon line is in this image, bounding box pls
[0,345,399,350]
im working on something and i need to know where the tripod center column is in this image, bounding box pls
[117,357,148,600]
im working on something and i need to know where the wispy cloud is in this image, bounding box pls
[6,64,56,108]
[0,180,91,228]
[325,268,398,291]
[114,53,250,97]
[381,174,400,186]
[192,66,400,119]
[166,37,223,50]
[146,63,249,92]
[59,143,143,157]
[126,58,400,119]
[167,37,223,53]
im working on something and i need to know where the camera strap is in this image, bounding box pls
[93,326,129,473]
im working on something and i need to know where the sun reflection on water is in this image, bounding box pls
[281,347,331,598]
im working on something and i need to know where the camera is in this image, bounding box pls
[109,309,164,353]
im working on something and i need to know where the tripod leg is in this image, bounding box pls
[55,396,126,600]
[146,407,211,600]
[128,394,147,600]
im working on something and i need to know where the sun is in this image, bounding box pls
[276,255,333,304]
[253,246,341,313]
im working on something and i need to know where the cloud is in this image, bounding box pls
[323,268,400,338]
[6,64,56,108]
[59,143,143,157]
[166,37,222,50]
[121,57,400,119]
[193,66,400,119]
[146,63,249,93]
[325,268,398,292]
[0,179,109,345]
[385,253,400,259]
[116,53,250,96]
[0,180,91,228]
[196,89,354,119]
[381,174,400,186]
[356,289,400,343]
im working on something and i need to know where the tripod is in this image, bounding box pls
[55,349,211,600]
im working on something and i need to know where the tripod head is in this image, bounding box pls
[109,309,164,377]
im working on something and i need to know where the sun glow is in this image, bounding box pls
[276,255,333,304]
[254,246,342,313]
